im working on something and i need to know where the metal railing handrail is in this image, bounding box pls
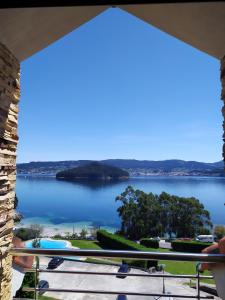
[11,247,225,263]
[11,247,219,299]
[23,268,213,279]
[22,287,214,299]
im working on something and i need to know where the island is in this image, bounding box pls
[56,162,129,180]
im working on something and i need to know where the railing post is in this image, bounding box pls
[196,263,201,300]
[162,264,166,294]
[34,256,39,300]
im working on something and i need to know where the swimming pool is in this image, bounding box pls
[25,239,83,260]
[26,239,67,249]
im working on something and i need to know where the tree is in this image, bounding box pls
[64,231,71,239]
[15,226,43,241]
[116,186,212,240]
[80,228,88,239]
[214,225,225,240]
[71,232,79,239]
[90,226,98,239]
[29,224,43,238]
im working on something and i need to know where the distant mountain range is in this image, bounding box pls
[17,159,224,177]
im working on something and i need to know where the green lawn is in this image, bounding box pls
[69,239,214,284]
[70,240,122,263]
[161,260,214,284]
[86,257,120,264]
[70,239,102,249]
[39,296,58,300]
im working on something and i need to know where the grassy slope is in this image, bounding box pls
[70,240,102,249]
[70,240,122,263]
[69,239,214,284]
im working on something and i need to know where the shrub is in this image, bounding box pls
[140,238,159,249]
[97,230,147,251]
[97,230,158,269]
[14,224,43,241]
[171,240,212,253]
[53,234,64,239]
[123,259,157,269]
[14,228,38,241]
[124,259,146,268]
[214,225,225,240]
[15,272,35,298]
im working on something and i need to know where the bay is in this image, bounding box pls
[16,176,225,233]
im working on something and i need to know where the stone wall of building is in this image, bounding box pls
[0,42,20,300]
[221,56,225,165]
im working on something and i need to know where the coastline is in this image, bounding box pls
[16,221,91,238]
[15,218,118,237]
[17,173,225,178]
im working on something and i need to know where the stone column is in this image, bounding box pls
[221,57,225,165]
[0,42,20,300]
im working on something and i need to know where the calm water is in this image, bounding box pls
[26,239,67,249]
[16,176,225,230]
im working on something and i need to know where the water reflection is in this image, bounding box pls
[16,175,225,227]
[56,177,129,190]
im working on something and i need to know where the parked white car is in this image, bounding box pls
[196,235,214,243]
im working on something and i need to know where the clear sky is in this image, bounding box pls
[17,8,222,163]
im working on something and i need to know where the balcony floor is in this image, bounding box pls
[37,257,218,300]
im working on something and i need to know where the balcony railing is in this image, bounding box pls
[11,248,225,300]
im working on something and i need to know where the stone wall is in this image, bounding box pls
[0,42,20,300]
[221,56,225,165]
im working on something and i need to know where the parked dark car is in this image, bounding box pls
[117,295,127,300]
[38,280,49,295]
[116,264,130,279]
[47,257,64,269]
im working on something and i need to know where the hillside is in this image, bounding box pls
[17,159,224,177]
[56,162,129,180]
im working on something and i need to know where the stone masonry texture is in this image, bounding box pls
[221,56,225,165]
[0,42,20,300]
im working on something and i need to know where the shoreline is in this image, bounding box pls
[15,220,118,237]
[17,173,225,178]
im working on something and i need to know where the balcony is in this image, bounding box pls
[11,248,225,300]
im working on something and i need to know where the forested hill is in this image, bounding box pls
[56,162,129,180]
[17,159,224,177]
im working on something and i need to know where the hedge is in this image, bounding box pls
[140,238,159,249]
[171,240,212,253]
[124,259,157,269]
[97,230,157,269]
[97,230,148,251]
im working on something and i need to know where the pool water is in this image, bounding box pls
[25,239,82,261]
[26,239,67,249]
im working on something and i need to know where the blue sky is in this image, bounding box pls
[18,8,222,163]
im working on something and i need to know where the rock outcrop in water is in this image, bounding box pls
[56,162,129,180]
